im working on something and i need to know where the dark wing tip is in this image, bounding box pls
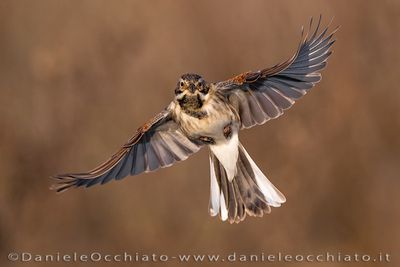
[50,171,107,193]
[49,174,83,193]
[290,16,338,66]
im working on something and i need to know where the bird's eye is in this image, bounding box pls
[180,81,184,87]
[198,81,203,87]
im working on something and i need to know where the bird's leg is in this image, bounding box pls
[199,136,216,145]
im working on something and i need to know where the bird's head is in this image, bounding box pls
[174,73,210,104]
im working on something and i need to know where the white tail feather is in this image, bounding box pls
[220,192,228,221]
[209,156,220,216]
[209,132,239,181]
[240,144,286,207]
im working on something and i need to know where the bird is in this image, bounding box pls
[52,17,337,223]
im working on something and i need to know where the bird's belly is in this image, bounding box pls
[179,102,238,142]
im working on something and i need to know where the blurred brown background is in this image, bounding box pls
[1,1,399,266]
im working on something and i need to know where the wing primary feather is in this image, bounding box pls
[290,50,332,68]
[309,15,322,42]
[100,160,123,185]
[132,142,145,175]
[115,148,134,180]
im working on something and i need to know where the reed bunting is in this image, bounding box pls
[52,17,337,223]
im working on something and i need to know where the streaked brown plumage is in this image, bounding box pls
[52,16,337,223]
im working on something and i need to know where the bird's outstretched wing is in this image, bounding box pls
[215,16,338,129]
[51,103,201,192]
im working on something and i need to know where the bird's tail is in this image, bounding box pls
[208,143,286,223]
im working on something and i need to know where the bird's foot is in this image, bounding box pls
[199,136,216,145]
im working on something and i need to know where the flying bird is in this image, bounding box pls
[52,17,337,223]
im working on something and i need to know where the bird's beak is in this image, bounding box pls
[189,84,196,93]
